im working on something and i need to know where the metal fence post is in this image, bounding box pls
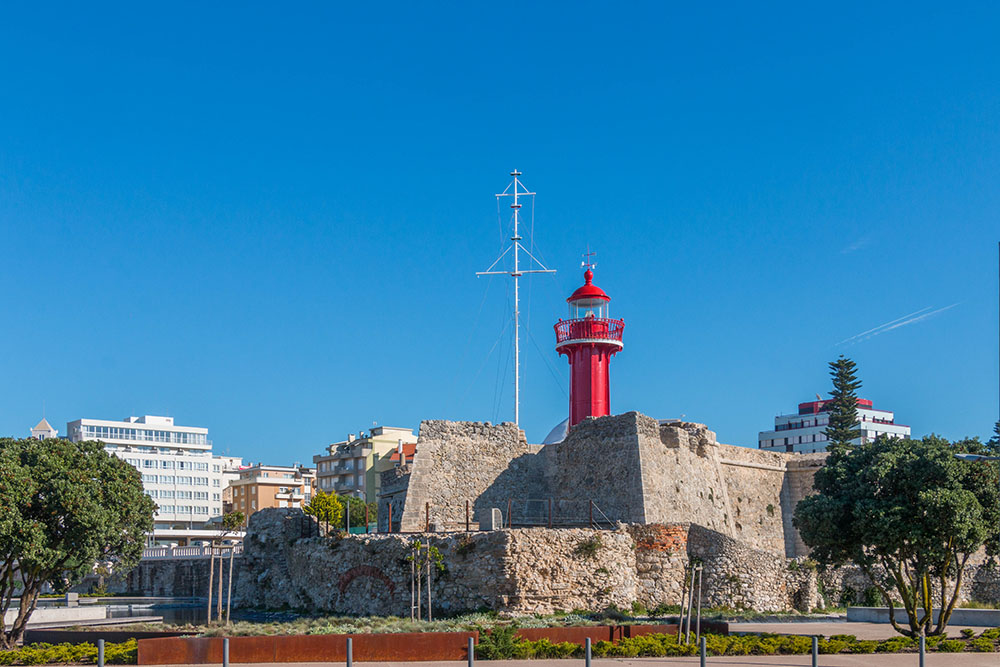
[919,636,925,667]
[97,639,104,667]
[585,637,591,667]
[811,636,817,667]
[466,500,470,532]
[222,637,229,667]
[346,636,353,667]
[468,636,475,667]
[699,636,706,667]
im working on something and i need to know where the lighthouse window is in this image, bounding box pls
[570,300,608,320]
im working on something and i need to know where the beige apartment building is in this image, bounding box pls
[230,463,315,524]
[313,426,417,502]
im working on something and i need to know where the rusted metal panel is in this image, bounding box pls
[139,631,479,664]
[138,637,222,665]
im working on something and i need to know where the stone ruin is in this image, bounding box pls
[224,411,999,614]
[379,411,824,557]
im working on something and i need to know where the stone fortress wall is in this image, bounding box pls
[380,411,826,557]
[136,411,1000,613]
[232,509,1000,614]
[234,509,818,614]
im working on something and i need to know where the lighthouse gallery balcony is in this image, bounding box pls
[554,317,625,350]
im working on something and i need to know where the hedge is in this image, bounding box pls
[476,629,1000,659]
[0,641,137,665]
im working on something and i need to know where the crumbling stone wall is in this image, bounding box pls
[238,510,896,615]
[234,509,637,615]
[383,412,822,558]
[393,421,547,532]
[628,523,690,607]
[687,524,818,612]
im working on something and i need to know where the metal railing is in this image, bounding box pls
[142,544,243,560]
[554,318,625,345]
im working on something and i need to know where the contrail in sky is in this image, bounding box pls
[836,303,959,346]
[835,306,933,346]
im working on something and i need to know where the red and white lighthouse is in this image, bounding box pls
[554,265,625,427]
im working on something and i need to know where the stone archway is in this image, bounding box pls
[337,565,398,615]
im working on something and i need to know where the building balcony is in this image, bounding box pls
[554,318,625,349]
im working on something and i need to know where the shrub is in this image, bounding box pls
[573,535,602,559]
[876,638,912,653]
[818,639,849,654]
[0,640,136,665]
[959,628,976,638]
[829,634,857,643]
[591,640,614,658]
[980,627,1000,640]
[861,586,884,607]
[970,638,995,652]
[848,640,878,654]
[475,625,523,660]
[936,640,965,653]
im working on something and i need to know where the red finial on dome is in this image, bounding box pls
[568,267,610,302]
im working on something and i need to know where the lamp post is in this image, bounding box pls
[954,452,1000,554]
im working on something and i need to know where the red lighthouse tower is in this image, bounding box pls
[554,263,625,427]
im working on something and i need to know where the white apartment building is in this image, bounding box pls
[66,415,243,546]
[758,398,910,454]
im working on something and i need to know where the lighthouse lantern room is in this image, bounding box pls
[554,263,625,427]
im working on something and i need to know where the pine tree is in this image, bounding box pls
[824,355,862,448]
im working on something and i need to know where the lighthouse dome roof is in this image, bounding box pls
[567,269,611,303]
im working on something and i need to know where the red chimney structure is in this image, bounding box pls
[554,266,625,427]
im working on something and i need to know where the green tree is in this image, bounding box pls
[793,434,999,638]
[986,420,1000,455]
[343,496,377,529]
[303,489,344,530]
[824,356,862,449]
[221,511,245,534]
[0,438,154,648]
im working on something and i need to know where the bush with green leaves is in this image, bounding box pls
[937,639,966,652]
[970,637,996,652]
[0,640,136,665]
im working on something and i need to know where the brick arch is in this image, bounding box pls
[338,565,396,596]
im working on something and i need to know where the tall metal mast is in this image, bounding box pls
[477,170,555,425]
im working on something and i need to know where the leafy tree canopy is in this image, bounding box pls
[793,434,999,637]
[221,511,245,535]
[0,438,155,648]
[303,489,344,529]
[824,355,862,449]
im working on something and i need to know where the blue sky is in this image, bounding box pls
[1,3,997,463]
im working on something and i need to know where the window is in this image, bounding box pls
[160,490,175,499]
[194,506,208,514]
[176,505,192,514]
[160,475,175,484]
[142,474,157,483]
[251,501,256,510]
[146,490,158,498]
[213,465,220,473]
[194,491,208,500]
[213,479,220,487]
[195,463,208,471]
[176,476,193,485]
[177,491,192,500]
[161,460,174,469]
[143,460,155,468]
[195,477,208,486]
[159,505,175,514]
[212,493,220,501]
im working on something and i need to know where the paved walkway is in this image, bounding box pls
[728,621,997,640]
